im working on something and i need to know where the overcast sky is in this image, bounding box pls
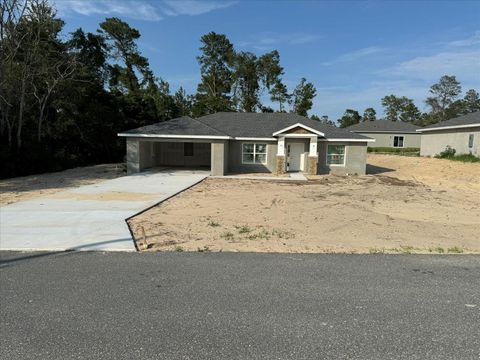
[54,0,480,119]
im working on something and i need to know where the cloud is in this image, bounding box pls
[382,50,480,80]
[55,0,237,21]
[321,46,385,66]
[55,0,163,21]
[448,31,480,47]
[239,33,321,51]
[162,0,236,16]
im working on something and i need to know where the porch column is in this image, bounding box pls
[126,138,140,174]
[211,141,227,176]
[276,136,286,174]
[307,136,318,175]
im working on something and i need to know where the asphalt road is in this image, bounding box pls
[1,252,479,360]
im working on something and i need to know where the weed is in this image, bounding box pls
[272,229,294,239]
[197,245,210,252]
[220,232,234,241]
[369,247,385,254]
[175,245,184,252]
[431,247,445,254]
[400,245,415,254]
[208,221,220,227]
[235,225,252,234]
[447,246,463,253]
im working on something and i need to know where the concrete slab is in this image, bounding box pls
[0,169,209,252]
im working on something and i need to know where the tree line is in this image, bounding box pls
[1,0,479,178]
[337,76,480,128]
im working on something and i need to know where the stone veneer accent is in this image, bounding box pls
[275,155,286,175]
[307,156,318,175]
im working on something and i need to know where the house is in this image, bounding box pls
[118,112,374,176]
[347,120,421,148]
[416,112,480,157]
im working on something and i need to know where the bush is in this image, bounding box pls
[436,145,456,158]
[435,146,480,163]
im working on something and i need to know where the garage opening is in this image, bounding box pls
[140,141,211,170]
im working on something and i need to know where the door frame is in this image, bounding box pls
[287,142,304,171]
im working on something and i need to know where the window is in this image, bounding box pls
[393,136,404,148]
[184,142,194,156]
[242,143,267,164]
[327,145,345,165]
[469,134,474,148]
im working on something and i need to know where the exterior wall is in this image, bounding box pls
[228,140,277,173]
[420,127,480,157]
[211,141,229,176]
[126,138,140,174]
[317,141,368,175]
[355,132,421,148]
[153,142,210,167]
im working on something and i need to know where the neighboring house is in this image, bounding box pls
[416,112,480,157]
[118,112,374,176]
[347,120,421,148]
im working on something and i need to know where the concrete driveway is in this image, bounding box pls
[0,169,209,251]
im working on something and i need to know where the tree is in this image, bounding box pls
[291,78,316,116]
[195,32,234,114]
[426,75,462,121]
[173,86,192,117]
[381,95,419,122]
[270,81,290,112]
[362,107,376,121]
[463,89,480,113]
[232,51,260,112]
[338,109,361,128]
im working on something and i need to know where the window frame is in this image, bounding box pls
[393,136,405,148]
[241,142,268,165]
[326,144,346,166]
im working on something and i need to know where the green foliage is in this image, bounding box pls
[434,146,480,162]
[381,95,420,122]
[426,75,462,121]
[367,147,420,156]
[338,109,361,128]
[447,246,463,254]
[291,78,316,116]
[363,107,376,121]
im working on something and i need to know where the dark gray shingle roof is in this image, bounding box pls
[120,112,370,140]
[197,112,368,139]
[419,111,480,131]
[120,116,228,137]
[347,120,420,133]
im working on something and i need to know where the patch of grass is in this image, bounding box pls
[197,245,210,252]
[368,147,420,156]
[400,245,415,254]
[447,246,463,253]
[175,245,184,252]
[247,228,271,241]
[220,231,234,241]
[208,220,220,227]
[369,247,385,254]
[429,247,445,254]
[435,146,480,163]
[235,225,252,234]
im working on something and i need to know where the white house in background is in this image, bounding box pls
[416,112,480,157]
[347,120,421,149]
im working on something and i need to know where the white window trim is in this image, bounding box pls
[272,123,325,137]
[393,136,405,148]
[326,144,346,166]
[241,142,268,165]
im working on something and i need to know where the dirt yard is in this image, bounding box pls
[0,163,126,205]
[129,154,480,254]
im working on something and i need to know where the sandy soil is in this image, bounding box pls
[0,163,126,205]
[129,155,480,254]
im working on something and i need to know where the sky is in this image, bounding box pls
[54,0,480,120]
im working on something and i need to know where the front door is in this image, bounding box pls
[288,143,303,171]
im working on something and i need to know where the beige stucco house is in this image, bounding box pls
[417,112,480,157]
[118,113,374,176]
[347,120,421,148]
